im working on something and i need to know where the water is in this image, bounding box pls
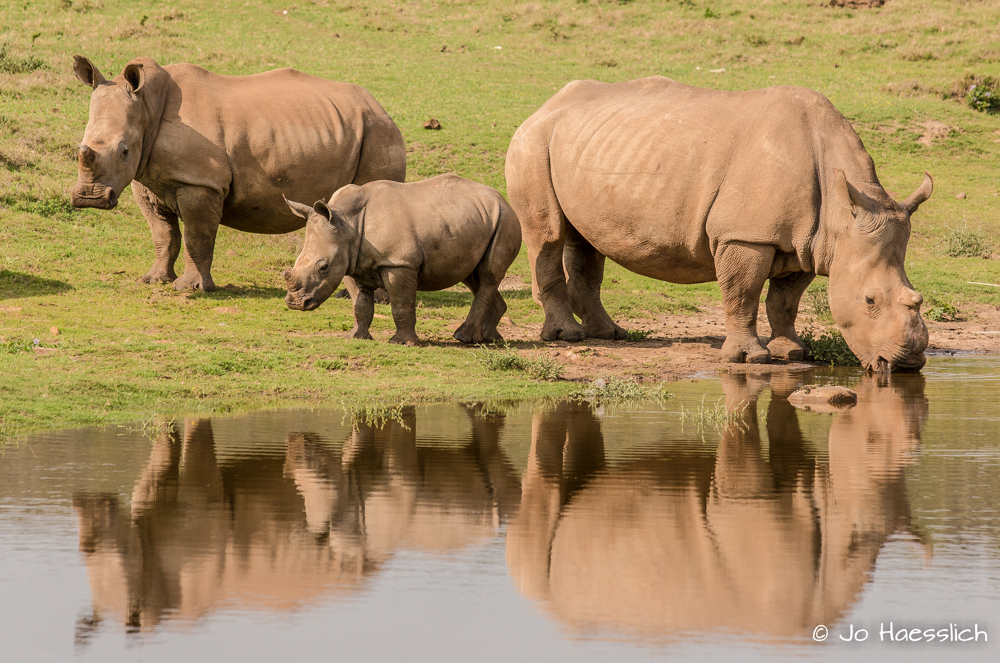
[2,356,999,662]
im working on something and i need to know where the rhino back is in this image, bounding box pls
[151,64,403,233]
[335,175,506,290]
[512,78,877,282]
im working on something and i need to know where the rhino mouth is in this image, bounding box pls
[71,183,118,210]
[285,291,321,311]
[866,351,926,374]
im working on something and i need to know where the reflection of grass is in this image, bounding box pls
[345,402,407,430]
[680,395,748,433]
[572,376,671,407]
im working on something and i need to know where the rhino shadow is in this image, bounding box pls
[71,406,520,636]
[506,372,928,641]
[0,269,73,299]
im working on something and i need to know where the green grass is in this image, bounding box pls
[2,0,1000,432]
[475,343,563,381]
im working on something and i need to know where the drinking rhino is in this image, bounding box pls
[506,77,933,372]
[282,174,521,346]
[70,56,406,292]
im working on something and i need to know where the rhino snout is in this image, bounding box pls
[70,183,118,210]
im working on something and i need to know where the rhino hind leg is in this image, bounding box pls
[765,271,815,361]
[563,225,627,341]
[715,241,775,364]
[132,183,180,285]
[455,212,519,344]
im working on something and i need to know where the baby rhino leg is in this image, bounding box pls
[454,215,519,344]
[383,268,421,347]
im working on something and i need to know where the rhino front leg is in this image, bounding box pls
[383,268,421,347]
[132,182,180,285]
[765,271,815,360]
[173,186,223,292]
[715,241,775,364]
[350,287,375,341]
[564,224,626,341]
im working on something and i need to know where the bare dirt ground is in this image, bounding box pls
[486,280,1000,384]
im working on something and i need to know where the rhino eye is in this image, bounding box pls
[865,295,874,305]
[316,260,329,275]
[120,146,129,162]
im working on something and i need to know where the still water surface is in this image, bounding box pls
[1,357,999,662]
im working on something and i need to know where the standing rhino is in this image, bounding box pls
[506,77,933,371]
[282,174,521,346]
[70,56,406,292]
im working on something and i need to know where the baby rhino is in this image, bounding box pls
[283,174,521,346]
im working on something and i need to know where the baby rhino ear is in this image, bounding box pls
[312,200,345,230]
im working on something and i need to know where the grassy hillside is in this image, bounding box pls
[1,0,999,433]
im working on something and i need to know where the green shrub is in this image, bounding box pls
[924,300,959,322]
[3,339,37,354]
[800,329,861,366]
[315,359,346,371]
[476,345,562,381]
[804,282,833,323]
[0,42,45,74]
[625,328,652,342]
[943,223,994,258]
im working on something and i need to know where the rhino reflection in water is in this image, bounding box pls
[506,373,929,639]
[72,407,520,636]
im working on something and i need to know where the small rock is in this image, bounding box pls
[500,316,516,326]
[788,385,857,412]
[50,326,60,336]
[710,68,726,73]
[956,192,967,199]
[423,118,442,130]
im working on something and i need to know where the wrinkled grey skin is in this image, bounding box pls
[506,77,933,372]
[283,174,522,346]
[70,55,406,292]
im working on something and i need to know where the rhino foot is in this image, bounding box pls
[720,338,772,364]
[585,321,628,341]
[139,268,177,285]
[768,336,807,361]
[454,324,503,345]
[540,318,586,342]
[173,273,215,292]
[389,332,421,347]
[349,328,374,341]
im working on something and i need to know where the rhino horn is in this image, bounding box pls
[902,172,933,215]
[79,145,96,168]
[72,55,107,89]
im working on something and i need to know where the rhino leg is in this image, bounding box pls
[383,268,421,347]
[564,225,627,341]
[455,273,505,344]
[765,271,815,361]
[133,183,180,285]
[523,224,586,342]
[715,241,774,364]
[173,187,223,292]
[455,216,519,344]
[349,287,375,341]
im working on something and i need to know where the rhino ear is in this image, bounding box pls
[313,201,345,230]
[832,168,876,217]
[284,196,314,219]
[902,172,933,215]
[122,63,145,93]
[73,55,107,89]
